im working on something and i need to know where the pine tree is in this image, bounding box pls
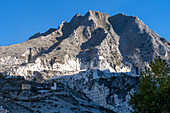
[129,57,170,113]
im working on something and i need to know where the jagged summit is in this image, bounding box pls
[114,13,138,18]
[28,11,136,40]
[0,10,169,76]
[86,10,110,17]
[0,10,169,113]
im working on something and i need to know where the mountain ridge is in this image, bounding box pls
[0,10,169,75]
[0,10,169,113]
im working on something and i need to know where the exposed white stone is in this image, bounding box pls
[0,10,169,113]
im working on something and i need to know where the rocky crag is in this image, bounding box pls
[0,10,169,112]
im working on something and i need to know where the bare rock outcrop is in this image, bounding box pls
[0,10,169,113]
[0,10,169,79]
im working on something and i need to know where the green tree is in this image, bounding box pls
[0,72,5,79]
[129,57,170,113]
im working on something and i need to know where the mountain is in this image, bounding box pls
[0,10,169,113]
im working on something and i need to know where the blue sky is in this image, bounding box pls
[0,0,170,46]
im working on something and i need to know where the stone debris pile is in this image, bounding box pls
[0,106,8,113]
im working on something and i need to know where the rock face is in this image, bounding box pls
[0,10,169,112]
[0,76,111,113]
[0,10,169,78]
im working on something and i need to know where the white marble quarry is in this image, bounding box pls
[83,83,109,106]
[0,10,169,113]
[2,53,132,79]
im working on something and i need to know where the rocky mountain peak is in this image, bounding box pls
[86,10,110,18]
[0,10,169,77]
[0,10,169,113]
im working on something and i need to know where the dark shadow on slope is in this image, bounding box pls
[45,42,61,54]
[81,28,107,50]
[77,28,107,66]
[29,28,57,40]
[44,13,102,54]
[49,69,138,108]
[108,14,154,62]
[28,47,47,63]
[77,48,99,69]
[33,12,108,58]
